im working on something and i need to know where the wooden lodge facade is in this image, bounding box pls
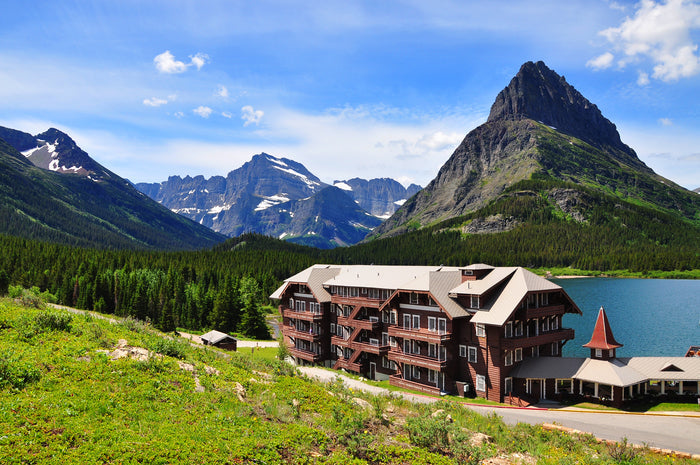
[270,263,581,402]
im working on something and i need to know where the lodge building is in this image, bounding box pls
[270,263,582,403]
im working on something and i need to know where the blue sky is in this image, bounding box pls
[1,0,699,189]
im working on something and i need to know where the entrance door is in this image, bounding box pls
[369,362,376,380]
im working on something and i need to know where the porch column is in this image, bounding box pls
[579,380,583,395]
[594,383,598,398]
[629,385,633,398]
[660,380,665,395]
[679,381,683,395]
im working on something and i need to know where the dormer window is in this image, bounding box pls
[470,295,479,309]
[410,293,419,305]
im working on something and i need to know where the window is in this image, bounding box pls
[390,310,397,325]
[428,343,437,358]
[595,348,602,358]
[505,350,513,366]
[428,369,437,383]
[475,324,486,337]
[438,318,446,335]
[468,346,477,363]
[541,293,549,306]
[552,342,559,355]
[390,336,397,348]
[532,346,540,357]
[349,287,358,297]
[470,295,479,308]
[515,321,523,337]
[504,322,512,338]
[330,323,336,335]
[403,314,411,329]
[403,339,411,354]
[556,379,572,394]
[289,298,294,309]
[410,293,419,304]
[459,345,467,358]
[382,332,389,347]
[382,357,391,369]
[412,365,421,379]
[382,311,389,323]
[476,374,486,392]
[429,297,438,306]
[609,349,614,357]
[412,340,420,355]
[361,288,367,295]
[504,377,513,395]
[552,316,559,330]
[428,317,436,332]
[514,348,522,362]
[412,314,420,330]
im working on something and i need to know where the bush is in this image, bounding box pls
[34,310,73,332]
[0,351,41,389]
[405,414,451,452]
[149,338,188,360]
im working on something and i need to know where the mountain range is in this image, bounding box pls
[135,154,420,248]
[0,126,224,250]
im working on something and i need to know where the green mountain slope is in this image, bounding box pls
[0,138,224,250]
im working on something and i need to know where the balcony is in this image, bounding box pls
[388,326,451,344]
[352,339,390,355]
[331,335,349,347]
[388,349,448,371]
[288,347,324,363]
[389,375,441,395]
[282,325,323,342]
[336,315,380,331]
[524,304,565,320]
[500,328,575,350]
[334,358,364,373]
[282,307,324,322]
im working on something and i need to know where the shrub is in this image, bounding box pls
[0,351,41,389]
[34,310,73,332]
[405,414,451,452]
[149,337,188,359]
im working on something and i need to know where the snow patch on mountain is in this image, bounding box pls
[334,181,352,191]
[272,165,320,189]
[255,194,290,211]
[394,199,407,206]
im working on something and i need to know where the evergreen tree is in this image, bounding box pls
[0,269,8,296]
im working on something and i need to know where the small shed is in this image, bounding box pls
[200,330,238,351]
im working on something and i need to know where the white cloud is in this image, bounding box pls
[658,117,673,125]
[173,111,185,119]
[241,105,264,126]
[595,0,700,82]
[143,97,168,107]
[216,85,229,99]
[637,70,651,85]
[190,53,209,70]
[193,106,213,118]
[221,111,233,118]
[154,50,208,74]
[586,52,615,70]
[154,50,189,74]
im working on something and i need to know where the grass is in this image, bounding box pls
[530,267,700,279]
[0,296,697,464]
[565,400,700,413]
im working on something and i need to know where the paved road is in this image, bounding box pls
[299,366,700,456]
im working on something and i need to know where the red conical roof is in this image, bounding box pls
[583,306,623,350]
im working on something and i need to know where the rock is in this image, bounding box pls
[470,432,493,446]
[235,382,246,402]
[351,397,372,410]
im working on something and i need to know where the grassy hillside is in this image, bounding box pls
[1,299,694,464]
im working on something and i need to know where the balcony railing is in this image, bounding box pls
[500,328,575,350]
[388,349,448,371]
[524,304,565,320]
[352,339,390,355]
[334,358,364,373]
[282,307,324,321]
[336,315,379,331]
[282,325,323,342]
[389,375,441,395]
[288,347,323,363]
[387,326,451,344]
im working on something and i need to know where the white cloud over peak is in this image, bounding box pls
[594,0,700,82]
[587,51,615,70]
[241,105,264,126]
[154,50,209,74]
[143,97,168,107]
[193,106,213,118]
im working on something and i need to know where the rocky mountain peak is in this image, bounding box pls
[487,61,632,156]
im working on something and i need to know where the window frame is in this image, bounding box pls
[459,345,467,358]
[475,323,486,337]
[468,346,477,363]
[476,374,486,392]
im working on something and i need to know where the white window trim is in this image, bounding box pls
[412,365,421,379]
[459,345,467,357]
[428,316,436,332]
[475,323,486,337]
[504,377,513,395]
[412,314,420,330]
[514,348,522,362]
[505,350,513,366]
[504,321,512,338]
[468,346,477,363]
[476,374,486,392]
[595,348,602,358]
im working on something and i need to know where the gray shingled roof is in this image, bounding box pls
[200,330,237,345]
[269,264,342,302]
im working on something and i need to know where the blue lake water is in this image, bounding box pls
[553,278,700,357]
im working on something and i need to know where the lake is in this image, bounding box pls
[553,278,700,357]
